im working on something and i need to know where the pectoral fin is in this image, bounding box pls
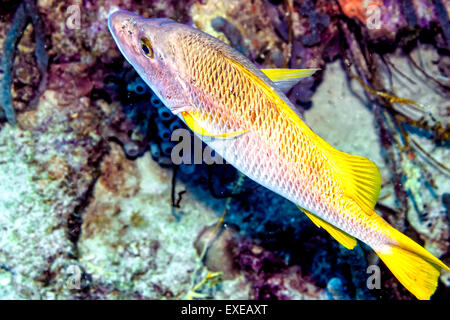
[298,206,357,250]
[261,68,320,93]
[182,111,247,138]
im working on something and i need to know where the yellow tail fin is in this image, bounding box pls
[375,222,450,300]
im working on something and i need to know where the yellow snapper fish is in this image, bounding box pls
[108,10,449,299]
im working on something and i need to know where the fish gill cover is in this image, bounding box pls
[0,0,448,300]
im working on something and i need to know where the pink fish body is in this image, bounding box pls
[108,10,449,300]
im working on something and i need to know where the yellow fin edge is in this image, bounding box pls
[299,207,357,250]
[261,68,320,81]
[374,216,450,300]
[182,111,247,138]
[325,148,382,216]
[376,244,447,300]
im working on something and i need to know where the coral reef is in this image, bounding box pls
[77,143,221,299]
[0,0,48,125]
[0,89,105,298]
[0,0,448,301]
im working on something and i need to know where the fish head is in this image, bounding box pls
[108,10,185,105]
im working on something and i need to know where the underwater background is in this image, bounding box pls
[0,0,448,300]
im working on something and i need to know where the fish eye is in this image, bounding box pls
[140,37,154,59]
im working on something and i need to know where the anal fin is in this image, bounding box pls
[299,206,357,250]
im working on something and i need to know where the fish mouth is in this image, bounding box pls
[108,10,142,66]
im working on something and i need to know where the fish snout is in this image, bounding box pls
[108,10,141,37]
[108,10,145,62]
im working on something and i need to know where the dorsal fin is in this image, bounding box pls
[299,207,357,250]
[260,68,319,93]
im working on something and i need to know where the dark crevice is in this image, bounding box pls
[66,148,108,259]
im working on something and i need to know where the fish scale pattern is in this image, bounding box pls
[179,34,330,202]
[175,31,356,226]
